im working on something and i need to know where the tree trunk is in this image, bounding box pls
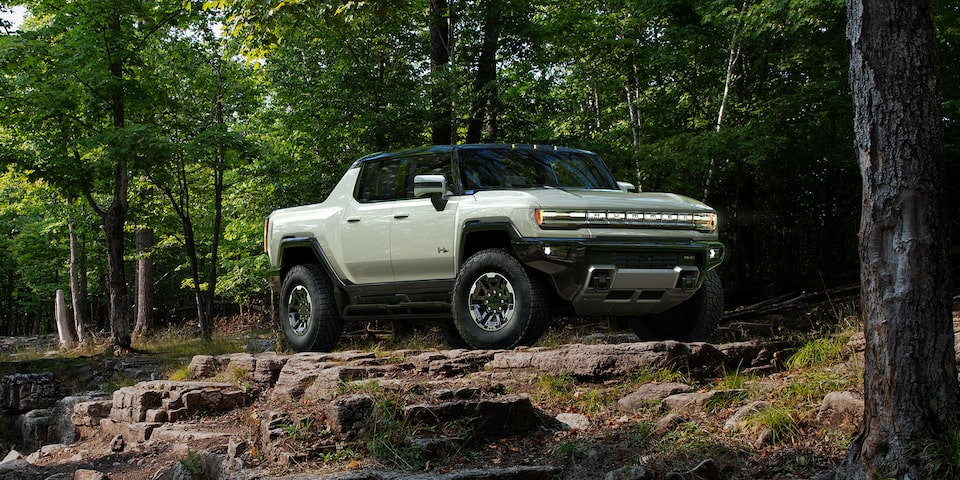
[102,9,132,350]
[466,1,500,144]
[32,296,42,335]
[67,197,89,343]
[704,1,744,203]
[55,289,76,348]
[838,0,960,478]
[429,0,454,144]
[103,200,131,349]
[202,62,228,341]
[134,228,155,338]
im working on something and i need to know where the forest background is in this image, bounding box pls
[0,0,957,339]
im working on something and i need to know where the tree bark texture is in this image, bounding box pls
[134,228,155,338]
[67,200,89,342]
[840,0,960,478]
[102,8,132,350]
[429,0,454,145]
[466,1,500,144]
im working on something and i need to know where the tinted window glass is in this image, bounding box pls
[459,148,618,192]
[356,159,402,202]
[356,153,454,202]
[400,154,454,199]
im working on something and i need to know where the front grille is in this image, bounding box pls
[610,252,679,269]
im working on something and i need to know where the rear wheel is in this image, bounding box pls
[279,264,344,352]
[631,270,723,342]
[451,249,550,349]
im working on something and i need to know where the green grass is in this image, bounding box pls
[786,336,850,370]
[746,405,801,444]
[923,431,960,478]
[532,372,610,414]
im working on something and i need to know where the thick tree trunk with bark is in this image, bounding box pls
[103,200,131,349]
[100,9,132,350]
[839,0,960,478]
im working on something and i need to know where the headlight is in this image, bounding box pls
[535,209,717,233]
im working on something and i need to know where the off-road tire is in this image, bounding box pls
[279,264,344,352]
[451,248,550,349]
[440,326,472,349]
[631,269,723,342]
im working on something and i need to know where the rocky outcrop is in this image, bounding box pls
[101,381,249,443]
[404,394,542,438]
[0,373,63,413]
[0,336,833,479]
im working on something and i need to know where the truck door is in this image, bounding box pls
[339,158,398,284]
[390,153,459,282]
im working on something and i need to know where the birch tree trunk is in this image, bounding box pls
[134,228,155,338]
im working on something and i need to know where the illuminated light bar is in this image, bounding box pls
[535,209,718,233]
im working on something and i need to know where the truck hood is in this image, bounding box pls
[474,188,716,213]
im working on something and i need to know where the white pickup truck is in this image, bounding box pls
[264,144,724,351]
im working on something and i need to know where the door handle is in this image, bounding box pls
[346,217,361,223]
[394,212,409,219]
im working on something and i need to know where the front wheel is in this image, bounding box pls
[630,270,723,342]
[279,264,344,352]
[451,249,550,349]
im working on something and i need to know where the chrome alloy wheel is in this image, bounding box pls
[286,284,312,336]
[468,272,517,332]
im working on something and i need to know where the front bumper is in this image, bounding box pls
[513,237,724,316]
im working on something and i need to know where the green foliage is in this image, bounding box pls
[0,0,957,337]
[179,449,203,478]
[366,396,426,470]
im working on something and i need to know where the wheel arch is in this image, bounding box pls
[459,219,522,266]
[276,237,350,310]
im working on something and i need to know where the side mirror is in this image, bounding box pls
[414,174,449,211]
[617,181,639,193]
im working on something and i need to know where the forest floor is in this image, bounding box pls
[0,291,908,480]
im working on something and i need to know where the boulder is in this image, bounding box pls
[604,465,654,480]
[654,413,686,436]
[271,352,371,400]
[723,401,771,432]
[556,413,591,431]
[618,382,694,412]
[324,394,375,441]
[0,458,39,480]
[74,469,108,480]
[404,394,542,438]
[816,391,863,431]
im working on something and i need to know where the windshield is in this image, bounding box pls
[458,148,619,192]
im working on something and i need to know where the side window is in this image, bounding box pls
[400,154,454,200]
[355,159,402,202]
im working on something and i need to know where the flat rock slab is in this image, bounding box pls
[487,342,726,380]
